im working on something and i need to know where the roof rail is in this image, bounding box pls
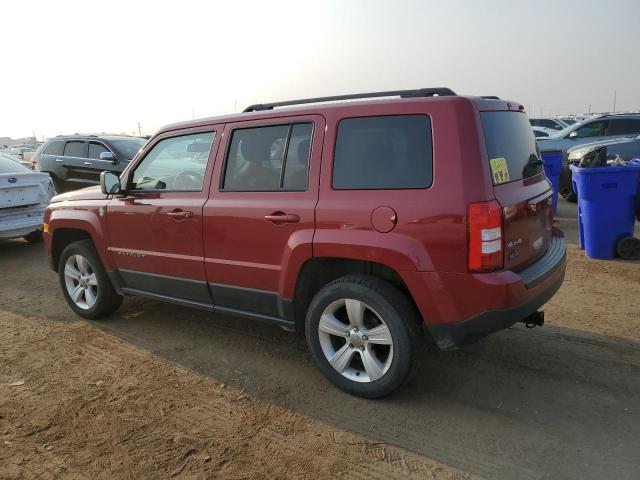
[243,87,457,112]
[481,96,500,99]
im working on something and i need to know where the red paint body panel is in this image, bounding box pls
[203,115,324,297]
[44,94,566,338]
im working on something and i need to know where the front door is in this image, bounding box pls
[203,116,324,319]
[106,127,218,307]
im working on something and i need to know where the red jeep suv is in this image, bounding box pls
[44,88,566,398]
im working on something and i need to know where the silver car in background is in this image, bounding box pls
[0,153,54,242]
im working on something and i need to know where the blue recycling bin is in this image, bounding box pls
[570,164,640,259]
[540,150,563,215]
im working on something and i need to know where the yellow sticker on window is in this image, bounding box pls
[489,157,510,184]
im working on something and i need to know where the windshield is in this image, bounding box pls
[481,111,543,184]
[0,153,31,173]
[110,138,147,160]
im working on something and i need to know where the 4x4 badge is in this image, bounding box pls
[98,207,105,217]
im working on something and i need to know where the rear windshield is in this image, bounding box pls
[481,111,542,184]
[0,154,30,173]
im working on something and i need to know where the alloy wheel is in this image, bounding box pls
[64,254,98,310]
[318,298,394,383]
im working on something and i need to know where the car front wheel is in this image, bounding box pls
[305,275,422,398]
[59,239,122,319]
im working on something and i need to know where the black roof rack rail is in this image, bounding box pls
[243,87,457,112]
[481,96,500,99]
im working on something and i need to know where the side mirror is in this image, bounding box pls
[100,171,122,195]
[569,131,578,139]
[100,151,118,165]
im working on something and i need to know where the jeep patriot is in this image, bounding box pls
[44,88,566,398]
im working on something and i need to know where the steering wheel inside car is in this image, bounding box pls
[171,170,204,190]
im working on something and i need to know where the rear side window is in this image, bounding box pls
[606,119,640,136]
[223,123,313,191]
[332,115,432,189]
[481,111,542,185]
[43,141,65,156]
[63,141,87,158]
[89,142,111,159]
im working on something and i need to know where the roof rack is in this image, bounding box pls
[481,96,500,100]
[243,87,457,112]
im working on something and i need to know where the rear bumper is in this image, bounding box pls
[0,207,45,240]
[403,230,567,350]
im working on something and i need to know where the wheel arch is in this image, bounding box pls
[291,256,420,332]
[49,210,111,272]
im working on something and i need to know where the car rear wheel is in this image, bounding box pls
[59,240,122,319]
[305,275,422,398]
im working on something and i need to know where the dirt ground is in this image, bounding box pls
[1,214,639,479]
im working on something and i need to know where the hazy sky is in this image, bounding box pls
[1,0,639,139]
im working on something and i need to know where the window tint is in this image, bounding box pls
[131,132,214,191]
[333,115,432,190]
[606,119,640,136]
[574,121,606,138]
[89,142,111,159]
[283,123,312,190]
[63,141,87,158]
[43,140,65,156]
[223,123,313,191]
[534,130,548,138]
[481,111,542,184]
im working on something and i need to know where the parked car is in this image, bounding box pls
[1,151,34,170]
[44,88,566,398]
[34,135,146,193]
[536,113,640,155]
[559,134,640,201]
[0,152,55,242]
[558,117,578,126]
[529,117,568,131]
[532,126,556,138]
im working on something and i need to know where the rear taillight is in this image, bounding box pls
[468,200,504,272]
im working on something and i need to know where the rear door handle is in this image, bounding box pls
[166,210,194,219]
[84,161,92,166]
[264,212,300,224]
[55,158,64,162]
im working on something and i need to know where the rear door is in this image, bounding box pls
[202,115,323,318]
[480,111,554,271]
[605,118,640,138]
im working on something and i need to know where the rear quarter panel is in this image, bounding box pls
[314,97,492,274]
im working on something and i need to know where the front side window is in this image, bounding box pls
[63,141,87,158]
[534,130,549,138]
[131,132,214,191]
[333,115,432,190]
[43,140,65,156]
[89,142,111,159]
[223,123,313,191]
[606,119,640,136]
[574,121,607,138]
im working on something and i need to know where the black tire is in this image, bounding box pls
[305,275,423,399]
[616,236,640,260]
[51,176,64,194]
[565,191,577,202]
[23,230,43,243]
[58,239,122,319]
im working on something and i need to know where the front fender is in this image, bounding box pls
[47,201,112,270]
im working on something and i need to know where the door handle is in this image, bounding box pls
[84,162,92,166]
[264,212,300,224]
[166,210,194,219]
[55,158,64,162]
